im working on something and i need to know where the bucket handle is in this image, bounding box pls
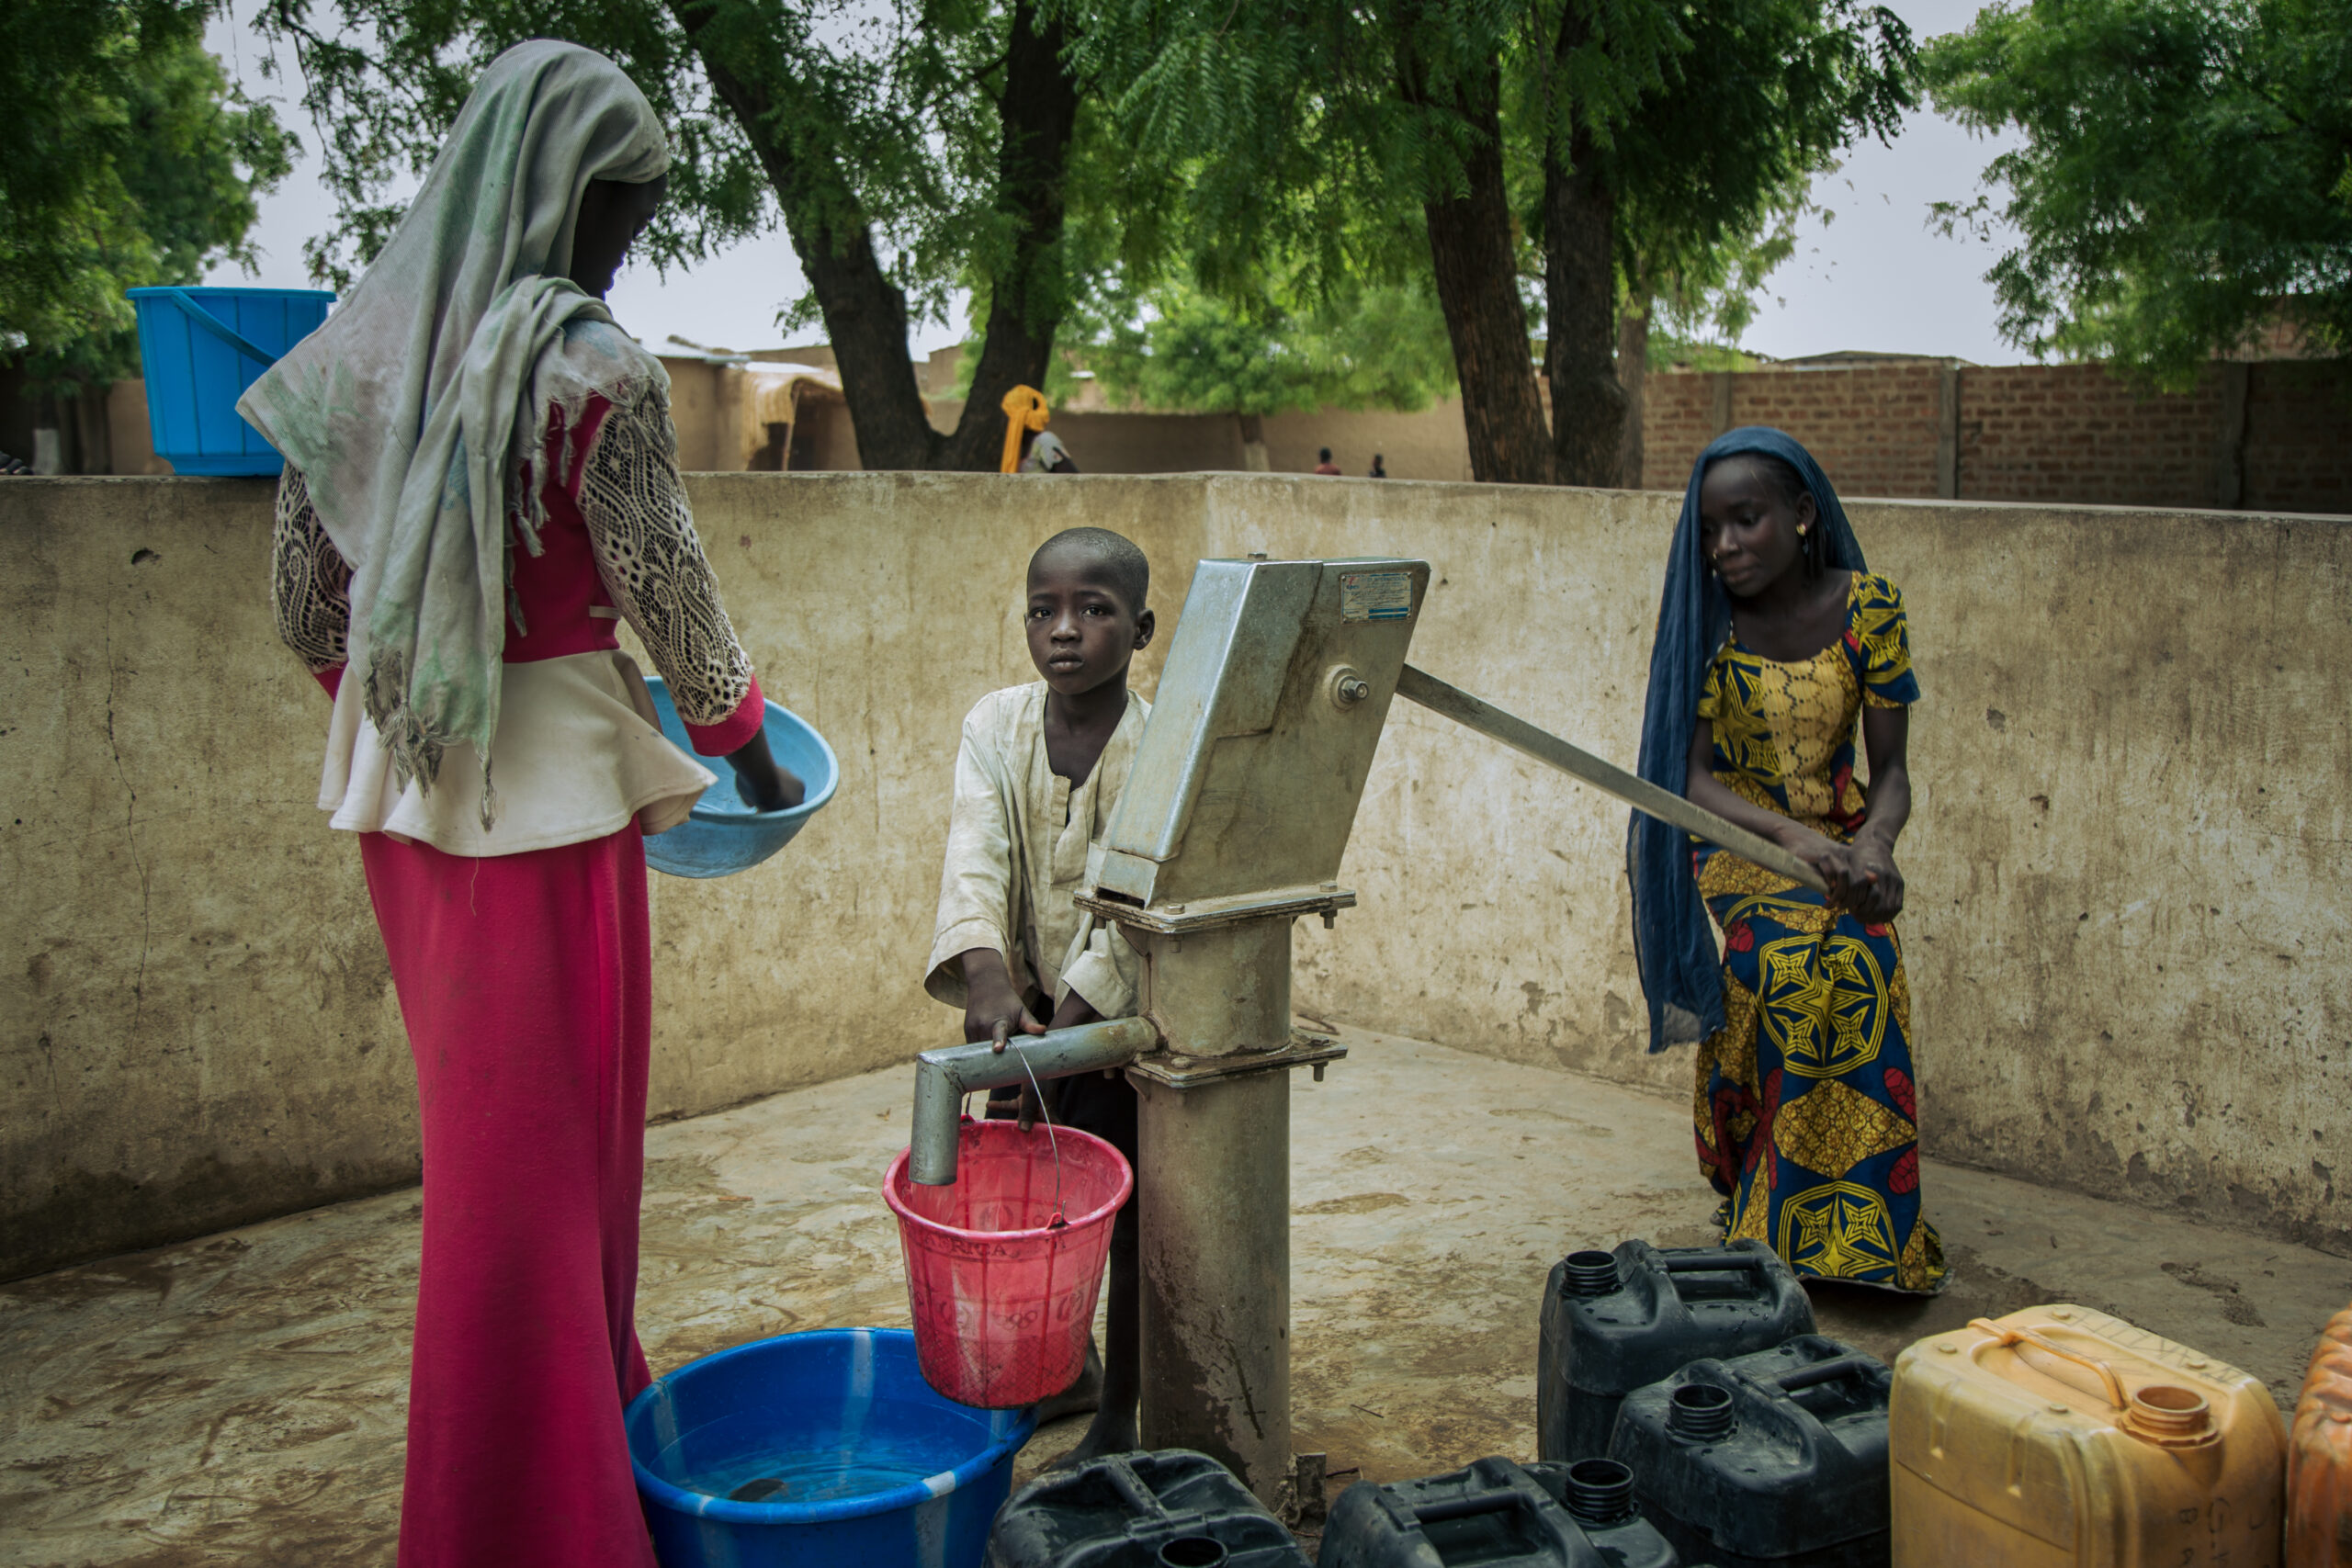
[158,288,280,369]
[999,1021,1068,1229]
[1968,1318,2126,1408]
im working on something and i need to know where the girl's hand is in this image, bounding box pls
[1779,826,1880,913]
[1848,839,1905,921]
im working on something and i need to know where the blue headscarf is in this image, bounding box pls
[1627,427,1869,1052]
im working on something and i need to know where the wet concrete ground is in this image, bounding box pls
[6,1026,2347,1565]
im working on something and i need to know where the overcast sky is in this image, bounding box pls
[203,0,2026,363]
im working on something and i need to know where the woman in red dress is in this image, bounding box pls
[241,41,797,1566]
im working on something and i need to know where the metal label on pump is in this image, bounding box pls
[1339,570,1414,622]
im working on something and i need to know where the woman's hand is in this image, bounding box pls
[1846,837,1905,921]
[727,730,805,812]
[1779,824,1887,916]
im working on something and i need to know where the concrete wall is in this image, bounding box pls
[5,473,2349,1280]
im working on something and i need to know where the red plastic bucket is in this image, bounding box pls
[884,1118,1132,1409]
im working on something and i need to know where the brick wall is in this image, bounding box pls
[2244,361,2352,515]
[1962,363,2221,509]
[1637,357,2350,514]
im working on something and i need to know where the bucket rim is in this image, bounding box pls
[626,1326,1035,1525]
[126,285,339,300]
[644,676,842,829]
[883,1120,1135,1240]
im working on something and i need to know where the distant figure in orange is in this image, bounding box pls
[1313,446,1341,475]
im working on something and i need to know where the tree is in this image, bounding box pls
[3,0,294,389]
[1084,0,1913,485]
[1073,271,1457,415]
[1069,272,1456,461]
[1923,0,2352,386]
[257,0,1130,468]
[1613,181,1812,483]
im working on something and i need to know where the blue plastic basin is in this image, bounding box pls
[643,676,839,879]
[628,1327,1036,1568]
[127,286,334,476]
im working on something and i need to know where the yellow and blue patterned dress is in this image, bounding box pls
[1691,570,1947,1293]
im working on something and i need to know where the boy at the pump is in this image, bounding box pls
[924,526,1154,1462]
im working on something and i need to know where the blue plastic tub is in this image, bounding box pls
[628,1327,1036,1568]
[641,676,839,879]
[127,286,334,476]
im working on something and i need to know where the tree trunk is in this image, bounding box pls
[1615,302,1648,487]
[673,0,1085,472]
[1542,10,1627,488]
[673,0,941,468]
[1237,412,1270,470]
[1396,40,1552,485]
[936,0,1084,471]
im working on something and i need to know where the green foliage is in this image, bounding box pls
[1634,185,1813,345]
[1645,332,1770,372]
[1078,0,1913,453]
[1924,0,2352,385]
[1600,1,1911,345]
[1077,276,1458,416]
[254,0,1104,340]
[947,270,1457,416]
[2,1,294,388]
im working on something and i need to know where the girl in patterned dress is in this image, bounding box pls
[240,43,799,1565]
[1628,428,1946,1294]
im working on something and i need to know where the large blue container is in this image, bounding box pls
[642,675,839,879]
[127,286,334,475]
[628,1327,1036,1568]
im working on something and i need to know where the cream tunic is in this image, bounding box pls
[925,682,1150,1019]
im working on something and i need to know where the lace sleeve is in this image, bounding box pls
[272,465,350,673]
[576,392,758,729]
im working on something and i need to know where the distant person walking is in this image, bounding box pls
[1369,454,1387,479]
[1001,384,1079,472]
[1313,447,1341,475]
[1023,428,1079,473]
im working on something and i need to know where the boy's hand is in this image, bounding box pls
[960,948,1045,1046]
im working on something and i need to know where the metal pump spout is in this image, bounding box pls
[909,1016,1159,1185]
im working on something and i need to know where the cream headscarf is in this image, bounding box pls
[240,40,671,822]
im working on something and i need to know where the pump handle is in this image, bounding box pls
[1394,665,1830,895]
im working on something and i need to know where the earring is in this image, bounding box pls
[1797,525,1809,536]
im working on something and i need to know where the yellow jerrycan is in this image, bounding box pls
[1891,1304,2286,1567]
[2287,1306,2352,1566]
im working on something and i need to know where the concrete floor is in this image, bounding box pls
[5,1026,2348,1566]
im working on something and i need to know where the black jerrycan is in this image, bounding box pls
[1536,1239,1815,1462]
[1317,1455,1679,1568]
[988,1450,1308,1568]
[1608,1335,1892,1568]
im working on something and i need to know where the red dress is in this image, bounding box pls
[275,392,763,1566]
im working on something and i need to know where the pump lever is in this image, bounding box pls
[1393,664,1829,895]
[909,1016,1159,1186]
